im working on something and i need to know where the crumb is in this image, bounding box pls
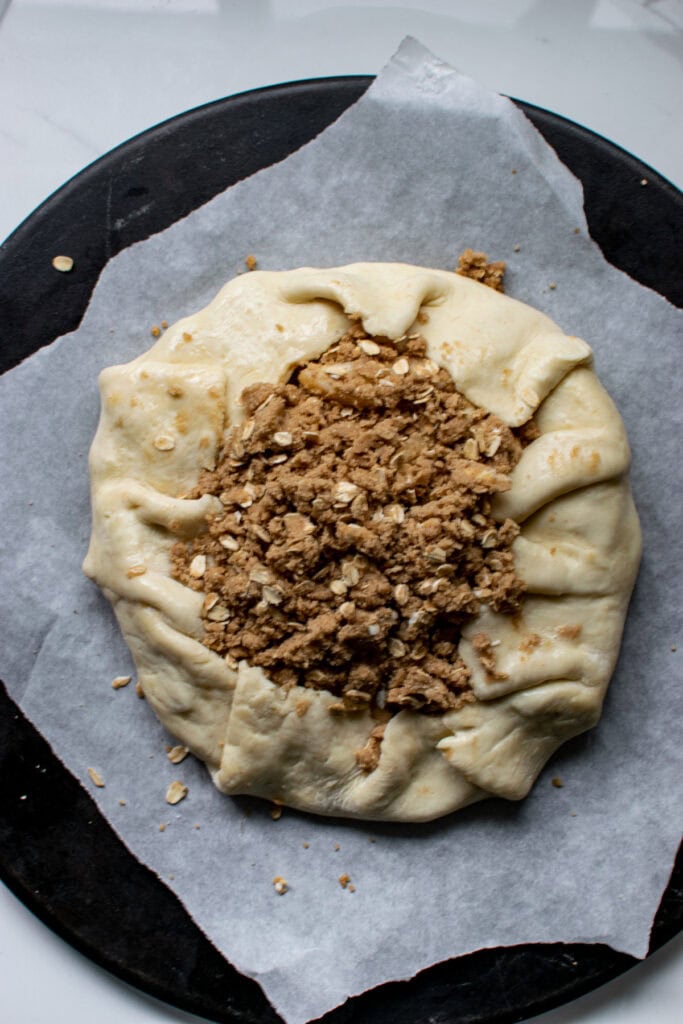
[194,823,201,830]
[671,645,677,652]
[552,777,564,788]
[471,633,509,681]
[455,248,506,292]
[549,282,556,290]
[519,633,541,654]
[348,884,356,893]
[87,767,105,788]
[513,244,520,252]
[245,254,258,271]
[126,565,147,578]
[150,325,161,338]
[273,875,288,895]
[135,680,145,699]
[118,799,126,806]
[166,744,189,764]
[573,227,580,234]
[159,823,166,832]
[369,837,376,844]
[416,310,430,324]
[51,255,74,273]
[511,168,517,174]
[161,320,168,329]
[338,873,352,889]
[303,842,310,849]
[355,724,386,772]
[169,873,175,880]
[640,178,648,186]
[165,780,188,805]
[270,805,283,820]
[333,843,340,851]
[111,674,132,690]
[558,624,582,641]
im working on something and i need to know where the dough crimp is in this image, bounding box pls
[84,264,641,821]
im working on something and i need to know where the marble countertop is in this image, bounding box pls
[0,2,681,1022]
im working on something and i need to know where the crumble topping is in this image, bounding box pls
[455,248,506,292]
[171,321,530,723]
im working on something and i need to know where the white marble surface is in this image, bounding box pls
[0,1,681,1022]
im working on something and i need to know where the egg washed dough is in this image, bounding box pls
[83,264,641,822]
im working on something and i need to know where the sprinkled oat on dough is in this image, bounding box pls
[171,324,530,725]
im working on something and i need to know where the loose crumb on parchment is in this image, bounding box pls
[87,767,105,788]
[165,780,188,805]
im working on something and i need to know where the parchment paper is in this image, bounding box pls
[0,38,681,1024]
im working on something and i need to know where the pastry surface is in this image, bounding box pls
[83,264,641,821]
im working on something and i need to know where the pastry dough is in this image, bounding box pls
[83,264,641,821]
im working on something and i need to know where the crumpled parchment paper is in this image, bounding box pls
[0,37,681,1024]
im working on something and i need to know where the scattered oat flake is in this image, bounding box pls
[167,745,189,765]
[166,781,188,805]
[111,674,132,689]
[552,777,564,788]
[52,254,74,272]
[358,339,380,356]
[189,554,207,578]
[87,767,105,788]
[273,876,288,895]
[392,357,410,375]
[338,873,352,889]
[245,254,258,270]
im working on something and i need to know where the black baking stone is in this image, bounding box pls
[0,78,681,1024]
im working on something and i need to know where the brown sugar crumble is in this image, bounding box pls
[455,249,506,292]
[471,633,509,681]
[171,319,532,758]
